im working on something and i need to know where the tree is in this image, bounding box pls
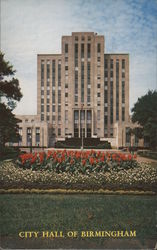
[0,51,23,150]
[131,90,157,149]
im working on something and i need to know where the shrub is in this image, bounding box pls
[0,147,20,160]
[137,150,157,160]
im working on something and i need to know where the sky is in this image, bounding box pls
[1,0,157,115]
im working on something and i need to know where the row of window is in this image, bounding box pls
[41,60,61,86]
[41,105,61,112]
[104,59,125,69]
[104,70,125,78]
[65,41,101,54]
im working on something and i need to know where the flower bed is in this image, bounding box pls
[0,160,156,192]
[16,150,138,174]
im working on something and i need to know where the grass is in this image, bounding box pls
[0,194,156,249]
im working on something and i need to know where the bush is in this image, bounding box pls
[137,150,157,160]
[55,141,111,149]
[55,142,80,149]
[0,147,20,160]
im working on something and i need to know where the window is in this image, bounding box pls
[104,59,108,69]
[41,62,44,81]
[97,57,101,62]
[65,44,68,53]
[105,71,108,77]
[41,114,44,121]
[87,44,91,58]
[65,66,68,71]
[88,36,91,41]
[122,59,125,69]
[81,44,84,58]
[65,93,68,97]
[52,60,55,86]
[97,110,100,120]
[41,99,44,104]
[41,90,44,95]
[126,127,131,144]
[75,36,78,41]
[122,107,125,121]
[97,93,101,97]
[122,81,125,103]
[65,110,68,121]
[58,62,61,86]
[19,128,22,143]
[65,57,68,62]
[97,83,100,88]
[110,59,113,69]
[104,90,108,102]
[41,105,44,112]
[52,90,55,104]
[52,105,55,112]
[58,90,61,103]
[47,62,50,82]
[75,44,78,67]
[58,128,61,136]
[104,116,108,125]
[27,127,32,146]
[75,95,78,102]
[110,128,113,137]
[116,59,119,121]
[81,62,84,103]
[110,81,113,124]
[58,105,61,112]
[110,71,113,77]
[47,105,49,112]
[97,43,101,53]
[36,127,40,144]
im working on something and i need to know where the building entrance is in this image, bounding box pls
[74,109,92,138]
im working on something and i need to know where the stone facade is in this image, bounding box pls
[15,115,50,147]
[15,32,143,148]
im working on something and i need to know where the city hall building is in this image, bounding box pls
[16,32,143,148]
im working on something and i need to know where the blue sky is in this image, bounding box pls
[1,0,157,114]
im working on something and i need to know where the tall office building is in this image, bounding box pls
[37,32,129,146]
[16,32,142,148]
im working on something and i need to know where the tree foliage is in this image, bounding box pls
[0,51,23,150]
[131,90,157,149]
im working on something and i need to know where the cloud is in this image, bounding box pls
[1,0,157,114]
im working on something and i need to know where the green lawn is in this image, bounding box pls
[0,194,156,249]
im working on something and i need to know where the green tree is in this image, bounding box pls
[0,51,23,150]
[131,90,157,149]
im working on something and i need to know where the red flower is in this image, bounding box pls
[39,152,44,163]
[31,153,37,164]
[70,159,74,165]
[89,157,94,165]
[57,158,62,163]
[100,156,104,162]
[128,154,132,161]
[82,159,86,166]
